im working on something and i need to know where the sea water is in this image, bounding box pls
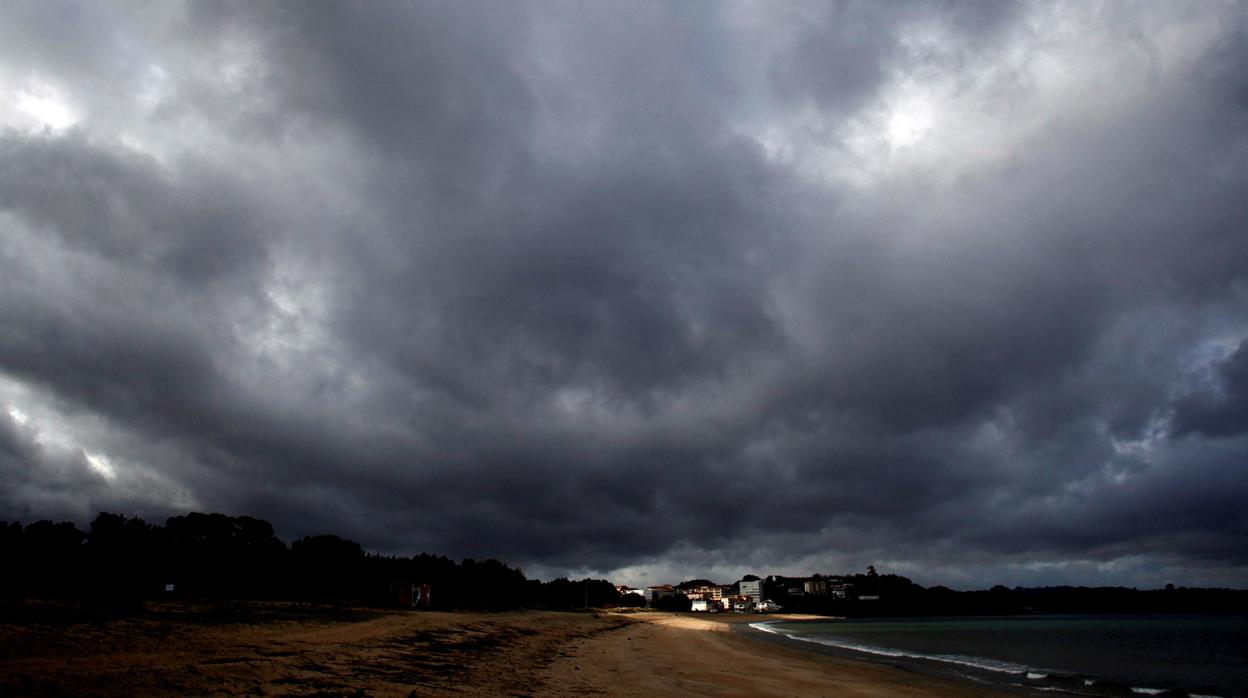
[749,615,1248,697]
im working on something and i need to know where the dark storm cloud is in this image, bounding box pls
[1172,340,1248,438]
[0,408,103,519]
[1,1,1246,588]
[0,135,269,283]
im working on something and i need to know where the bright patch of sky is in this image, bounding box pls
[2,376,177,495]
[5,77,80,133]
[884,93,934,149]
[7,406,29,426]
[84,452,118,481]
[3,378,82,455]
[746,4,1228,192]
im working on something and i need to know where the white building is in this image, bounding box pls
[727,595,755,613]
[690,598,718,612]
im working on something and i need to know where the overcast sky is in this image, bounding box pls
[1,1,1246,589]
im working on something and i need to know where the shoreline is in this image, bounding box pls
[553,610,1021,696]
[724,614,1037,696]
[720,613,1244,698]
[0,601,1022,696]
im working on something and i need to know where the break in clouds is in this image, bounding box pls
[1,1,1246,589]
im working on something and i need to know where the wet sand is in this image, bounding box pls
[0,601,1013,696]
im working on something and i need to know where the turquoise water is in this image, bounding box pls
[751,615,1248,697]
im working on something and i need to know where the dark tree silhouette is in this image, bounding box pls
[652,593,692,612]
[164,513,289,597]
[86,513,157,606]
[21,520,85,596]
[3,513,1244,617]
[292,534,365,600]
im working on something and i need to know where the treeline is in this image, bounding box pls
[760,572,1248,616]
[0,512,636,611]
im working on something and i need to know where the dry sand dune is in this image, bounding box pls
[0,602,1012,696]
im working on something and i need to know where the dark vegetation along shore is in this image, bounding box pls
[3,511,1245,618]
[0,512,630,611]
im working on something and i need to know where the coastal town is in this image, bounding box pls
[615,574,877,613]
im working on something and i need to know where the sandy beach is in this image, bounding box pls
[0,602,1013,696]
[537,612,1014,697]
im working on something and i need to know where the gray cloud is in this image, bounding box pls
[1172,340,1248,438]
[0,1,1246,589]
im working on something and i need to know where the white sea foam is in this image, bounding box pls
[747,621,1045,677]
[749,621,1229,698]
